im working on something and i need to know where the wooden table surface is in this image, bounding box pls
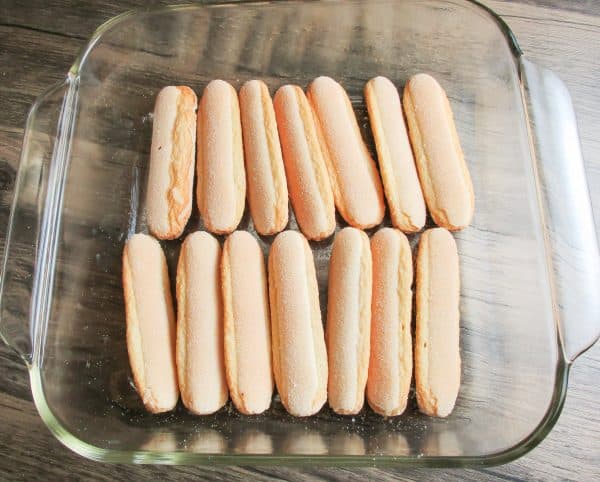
[0,1,598,480]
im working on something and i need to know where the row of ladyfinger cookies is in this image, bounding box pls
[147,74,474,241]
[123,226,459,419]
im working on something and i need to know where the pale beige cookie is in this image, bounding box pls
[222,231,273,415]
[239,80,289,236]
[367,227,413,416]
[197,80,246,234]
[326,227,372,415]
[415,228,461,417]
[176,231,228,414]
[403,74,474,230]
[365,77,426,232]
[268,231,328,416]
[273,85,335,241]
[307,76,385,229]
[146,86,197,239]
[122,233,178,413]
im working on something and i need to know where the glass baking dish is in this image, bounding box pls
[1,0,599,467]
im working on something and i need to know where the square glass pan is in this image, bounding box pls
[1,0,599,467]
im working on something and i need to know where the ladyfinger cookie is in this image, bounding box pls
[365,77,426,232]
[268,231,328,416]
[415,228,461,417]
[239,80,289,236]
[176,231,228,414]
[146,86,197,239]
[122,233,178,413]
[403,74,474,230]
[307,76,385,229]
[367,228,413,416]
[197,80,246,234]
[222,231,273,415]
[326,227,372,415]
[273,85,335,241]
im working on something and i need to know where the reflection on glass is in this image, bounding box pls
[282,430,327,455]
[186,428,227,454]
[234,430,273,455]
[141,431,177,452]
[330,432,366,456]
[421,429,462,457]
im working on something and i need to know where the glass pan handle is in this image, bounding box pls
[521,58,600,363]
[0,80,72,364]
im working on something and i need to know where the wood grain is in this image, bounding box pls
[0,0,599,480]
